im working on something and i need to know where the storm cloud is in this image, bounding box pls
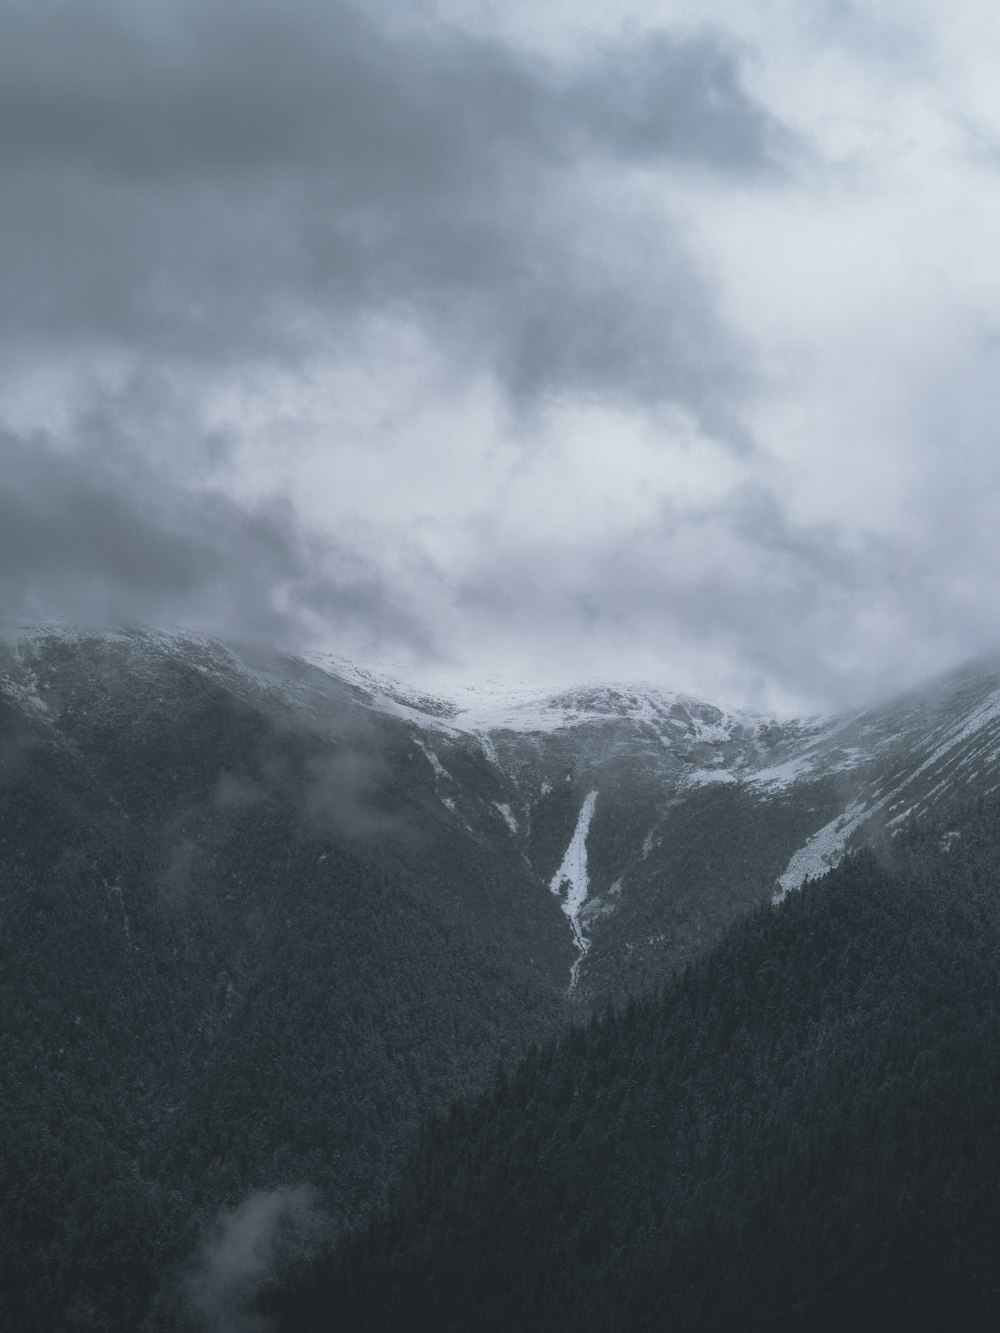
[0,410,434,656]
[0,0,788,427]
[3,0,1000,711]
[185,1186,330,1333]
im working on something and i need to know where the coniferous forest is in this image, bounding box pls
[277,808,1000,1332]
[4,632,1000,1331]
[0,638,570,1332]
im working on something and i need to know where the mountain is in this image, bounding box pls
[5,622,1000,1329]
[308,644,1000,999]
[278,801,1000,1332]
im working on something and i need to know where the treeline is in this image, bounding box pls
[278,804,1000,1331]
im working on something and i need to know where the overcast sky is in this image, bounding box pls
[4,0,1000,712]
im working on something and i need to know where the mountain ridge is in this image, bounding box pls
[6,621,1000,1329]
[7,621,1000,999]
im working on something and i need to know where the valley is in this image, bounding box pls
[4,623,1000,1329]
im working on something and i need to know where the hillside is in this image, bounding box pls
[279,802,1000,1332]
[314,643,1000,999]
[6,624,1000,1329]
[0,627,569,1332]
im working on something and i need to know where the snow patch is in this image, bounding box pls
[414,739,450,780]
[305,651,781,740]
[690,720,731,744]
[774,801,874,901]
[751,754,815,789]
[549,791,599,992]
[494,802,518,834]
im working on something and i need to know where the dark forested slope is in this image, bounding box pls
[0,630,568,1332]
[282,805,1000,1333]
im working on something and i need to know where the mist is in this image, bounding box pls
[3,0,1000,708]
[185,1187,331,1333]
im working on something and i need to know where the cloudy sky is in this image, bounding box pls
[4,0,1000,711]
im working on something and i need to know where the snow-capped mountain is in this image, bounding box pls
[6,622,1000,1000]
[302,644,1000,993]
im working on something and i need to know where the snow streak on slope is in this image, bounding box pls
[305,650,778,743]
[494,802,518,834]
[414,739,450,780]
[549,792,599,992]
[775,680,1000,899]
[479,733,500,766]
[774,801,875,901]
[900,688,1000,786]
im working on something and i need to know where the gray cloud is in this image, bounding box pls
[0,6,787,177]
[5,0,987,711]
[302,747,400,840]
[185,1186,330,1333]
[449,479,996,712]
[0,401,436,658]
[212,770,266,812]
[157,836,202,906]
[0,0,789,424]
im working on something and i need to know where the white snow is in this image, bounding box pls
[478,733,499,766]
[774,800,874,900]
[494,802,518,834]
[540,779,552,796]
[365,692,461,735]
[684,767,737,787]
[768,689,1000,895]
[750,754,816,788]
[886,804,914,828]
[304,650,780,739]
[898,689,1000,786]
[549,791,599,991]
[568,955,586,991]
[414,739,450,780]
[689,720,731,744]
[749,721,859,790]
[0,665,50,713]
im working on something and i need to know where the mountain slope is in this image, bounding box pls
[279,801,1000,1332]
[7,624,1000,1329]
[310,647,1000,998]
[0,627,571,1332]
[12,625,1000,1009]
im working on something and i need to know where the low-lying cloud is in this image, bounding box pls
[0,0,790,428]
[0,420,435,659]
[185,1186,331,1333]
[302,746,400,840]
[3,0,999,714]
